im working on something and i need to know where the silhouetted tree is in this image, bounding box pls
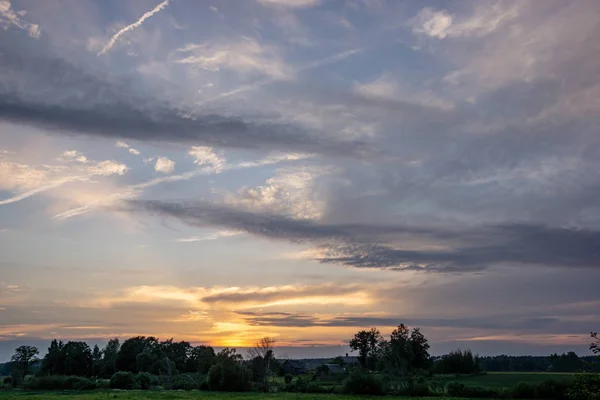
[92,345,103,376]
[62,341,93,376]
[434,349,479,374]
[186,345,216,373]
[410,327,431,370]
[101,338,120,377]
[383,324,413,377]
[591,332,599,356]
[248,337,276,392]
[115,336,158,372]
[350,328,384,370]
[11,345,39,381]
[42,339,65,375]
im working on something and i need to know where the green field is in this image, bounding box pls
[0,392,436,400]
[429,372,576,388]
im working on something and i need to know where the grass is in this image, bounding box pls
[0,391,439,400]
[430,371,576,388]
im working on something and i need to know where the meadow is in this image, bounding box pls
[429,372,576,388]
[0,372,579,399]
[0,392,433,400]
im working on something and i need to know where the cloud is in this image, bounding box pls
[125,200,600,272]
[199,284,370,307]
[354,73,454,110]
[174,230,242,243]
[53,149,311,220]
[115,141,130,148]
[204,48,363,102]
[154,156,175,174]
[128,148,141,155]
[57,150,88,164]
[0,52,375,159]
[174,37,291,80]
[98,0,170,55]
[229,166,330,219]
[0,0,40,38]
[0,152,126,207]
[413,3,518,39]
[188,146,225,173]
[257,0,320,8]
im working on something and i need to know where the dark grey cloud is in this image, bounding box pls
[235,310,585,333]
[0,50,375,159]
[125,200,600,271]
[236,311,319,328]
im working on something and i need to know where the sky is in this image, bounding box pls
[1,0,599,361]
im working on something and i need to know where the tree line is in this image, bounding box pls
[7,335,277,392]
[3,327,599,397]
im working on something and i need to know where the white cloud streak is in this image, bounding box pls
[98,0,170,56]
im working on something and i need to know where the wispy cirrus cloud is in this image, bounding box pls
[0,151,126,207]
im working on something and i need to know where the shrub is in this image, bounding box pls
[207,359,251,392]
[344,369,386,396]
[199,379,210,390]
[110,371,135,390]
[306,382,329,393]
[447,382,467,396]
[284,374,293,384]
[23,375,97,390]
[171,374,198,390]
[135,372,154,390]
[410,382,431,397]
[512,382,538,399]
[567,374,600,400]
[446,382,499,398]
[536,378,571,400]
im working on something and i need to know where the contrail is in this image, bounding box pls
[201,48,363,103]
[0,177,87,206]
[98,0,170,56]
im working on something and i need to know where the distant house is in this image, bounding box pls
[314,363,347,381]
[342,355,360,367]
[281,360,307,375]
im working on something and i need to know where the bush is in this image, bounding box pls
[199,379,210,390]
[171,374,199,390]
[568,374,600,400]
[207,359,251,392]
[284,373,293,384]
[536,378,571,400]
[135,372,154,390]
[306,382,329,393]
[446,382,499,398]
[447,382,467,396]
[512,382,538,399]
[23,375,97,390]
[110,371,135,389]
[344,369,386,396]
[410,382,431,397]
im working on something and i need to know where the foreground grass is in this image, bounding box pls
[0,391,440,400]
[430,372,576,388]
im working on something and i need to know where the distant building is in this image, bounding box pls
[342,355,360,366]
[314,363,347,381]
[281,359,307,375]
